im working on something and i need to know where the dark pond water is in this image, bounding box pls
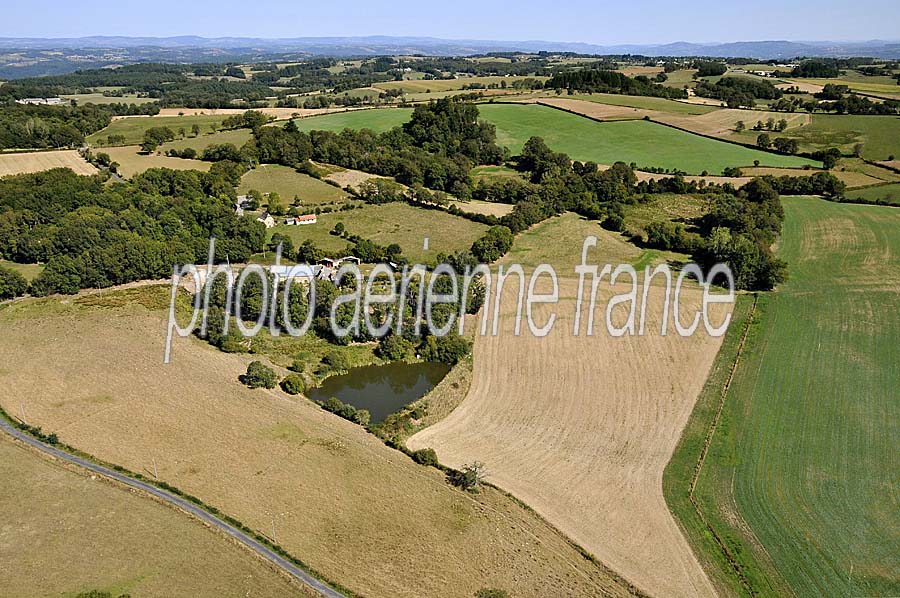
[307,361,451,423]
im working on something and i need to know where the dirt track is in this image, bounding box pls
[409,278,729,597]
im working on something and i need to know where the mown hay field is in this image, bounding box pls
[270,202,487,263]
[102,146,211,178]
[159,127,254,154]
[671,197,900,597]
[0,435,312,597]
[409,221,732,597]
[477,103,816,173]
[0,287,637,598]
[238,164,348,205]
[0,150,97,177]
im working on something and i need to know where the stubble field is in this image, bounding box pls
[0,150,97,177]
[409,225,732,597]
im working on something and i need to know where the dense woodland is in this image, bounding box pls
[0,100,158,149]
[0,167,264,295]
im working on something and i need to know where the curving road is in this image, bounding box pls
[0,418,345,598]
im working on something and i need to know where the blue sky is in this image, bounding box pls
[1,0,898,44]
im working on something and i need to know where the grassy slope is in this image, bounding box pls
[238,164,348,205]
[87,115,231,146]
[0,435,310,597]
[0,287,636,598]
[270,202,488,264]
[846,182,900,204]
[291,108,412,134]
[477,104,814,173]
[0,259,43,281]
[668,197,900,597]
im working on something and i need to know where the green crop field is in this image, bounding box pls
[270,202,487,263]
[238,164,348,205]
[86,115,231,146]
[291,108,413,134]
[845,182,900,204]
[477,104,816,173]
[668,196,900,597]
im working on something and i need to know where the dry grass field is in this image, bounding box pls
[102,146,211,178]
[0,435,311,598]
[0,150,97,177]
[238,164,349,205]
[0,287,639,598]
[454,199,515,217]
[655,109,811,138]
[532,97,662,120]
[409,221,731,597]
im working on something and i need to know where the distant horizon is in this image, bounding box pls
[3,0,899,45]
[1,34,899,46]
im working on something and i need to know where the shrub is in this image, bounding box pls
[376,335,413,361]
[419,334,471,365]
[412,448,440,467]
[354,409,371,427]
[320,350,351,373]
[0,265,28,299]
[475,590,509,598]
[241,361,278,389]
[280,373,306,395]
[447,462,485,491]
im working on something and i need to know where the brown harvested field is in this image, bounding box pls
[777,80,825,94]
[0,287,638,598]
[532,97,662,121]
[0,150,97,177]
[656,109,811,137]
[618,66,663,77]
[409,229,731,597]
[454,199,515,217]
[677,95,727,107]
[0,434,312,598]
[409,279,727,598]
[878,159,900,170]
[103,146,211,178]
[322,166,385,191]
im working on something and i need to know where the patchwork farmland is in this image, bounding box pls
[2,32,900,598]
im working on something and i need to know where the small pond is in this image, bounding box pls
[307,361,451,423]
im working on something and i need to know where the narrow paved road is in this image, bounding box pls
[0,418,345,598]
